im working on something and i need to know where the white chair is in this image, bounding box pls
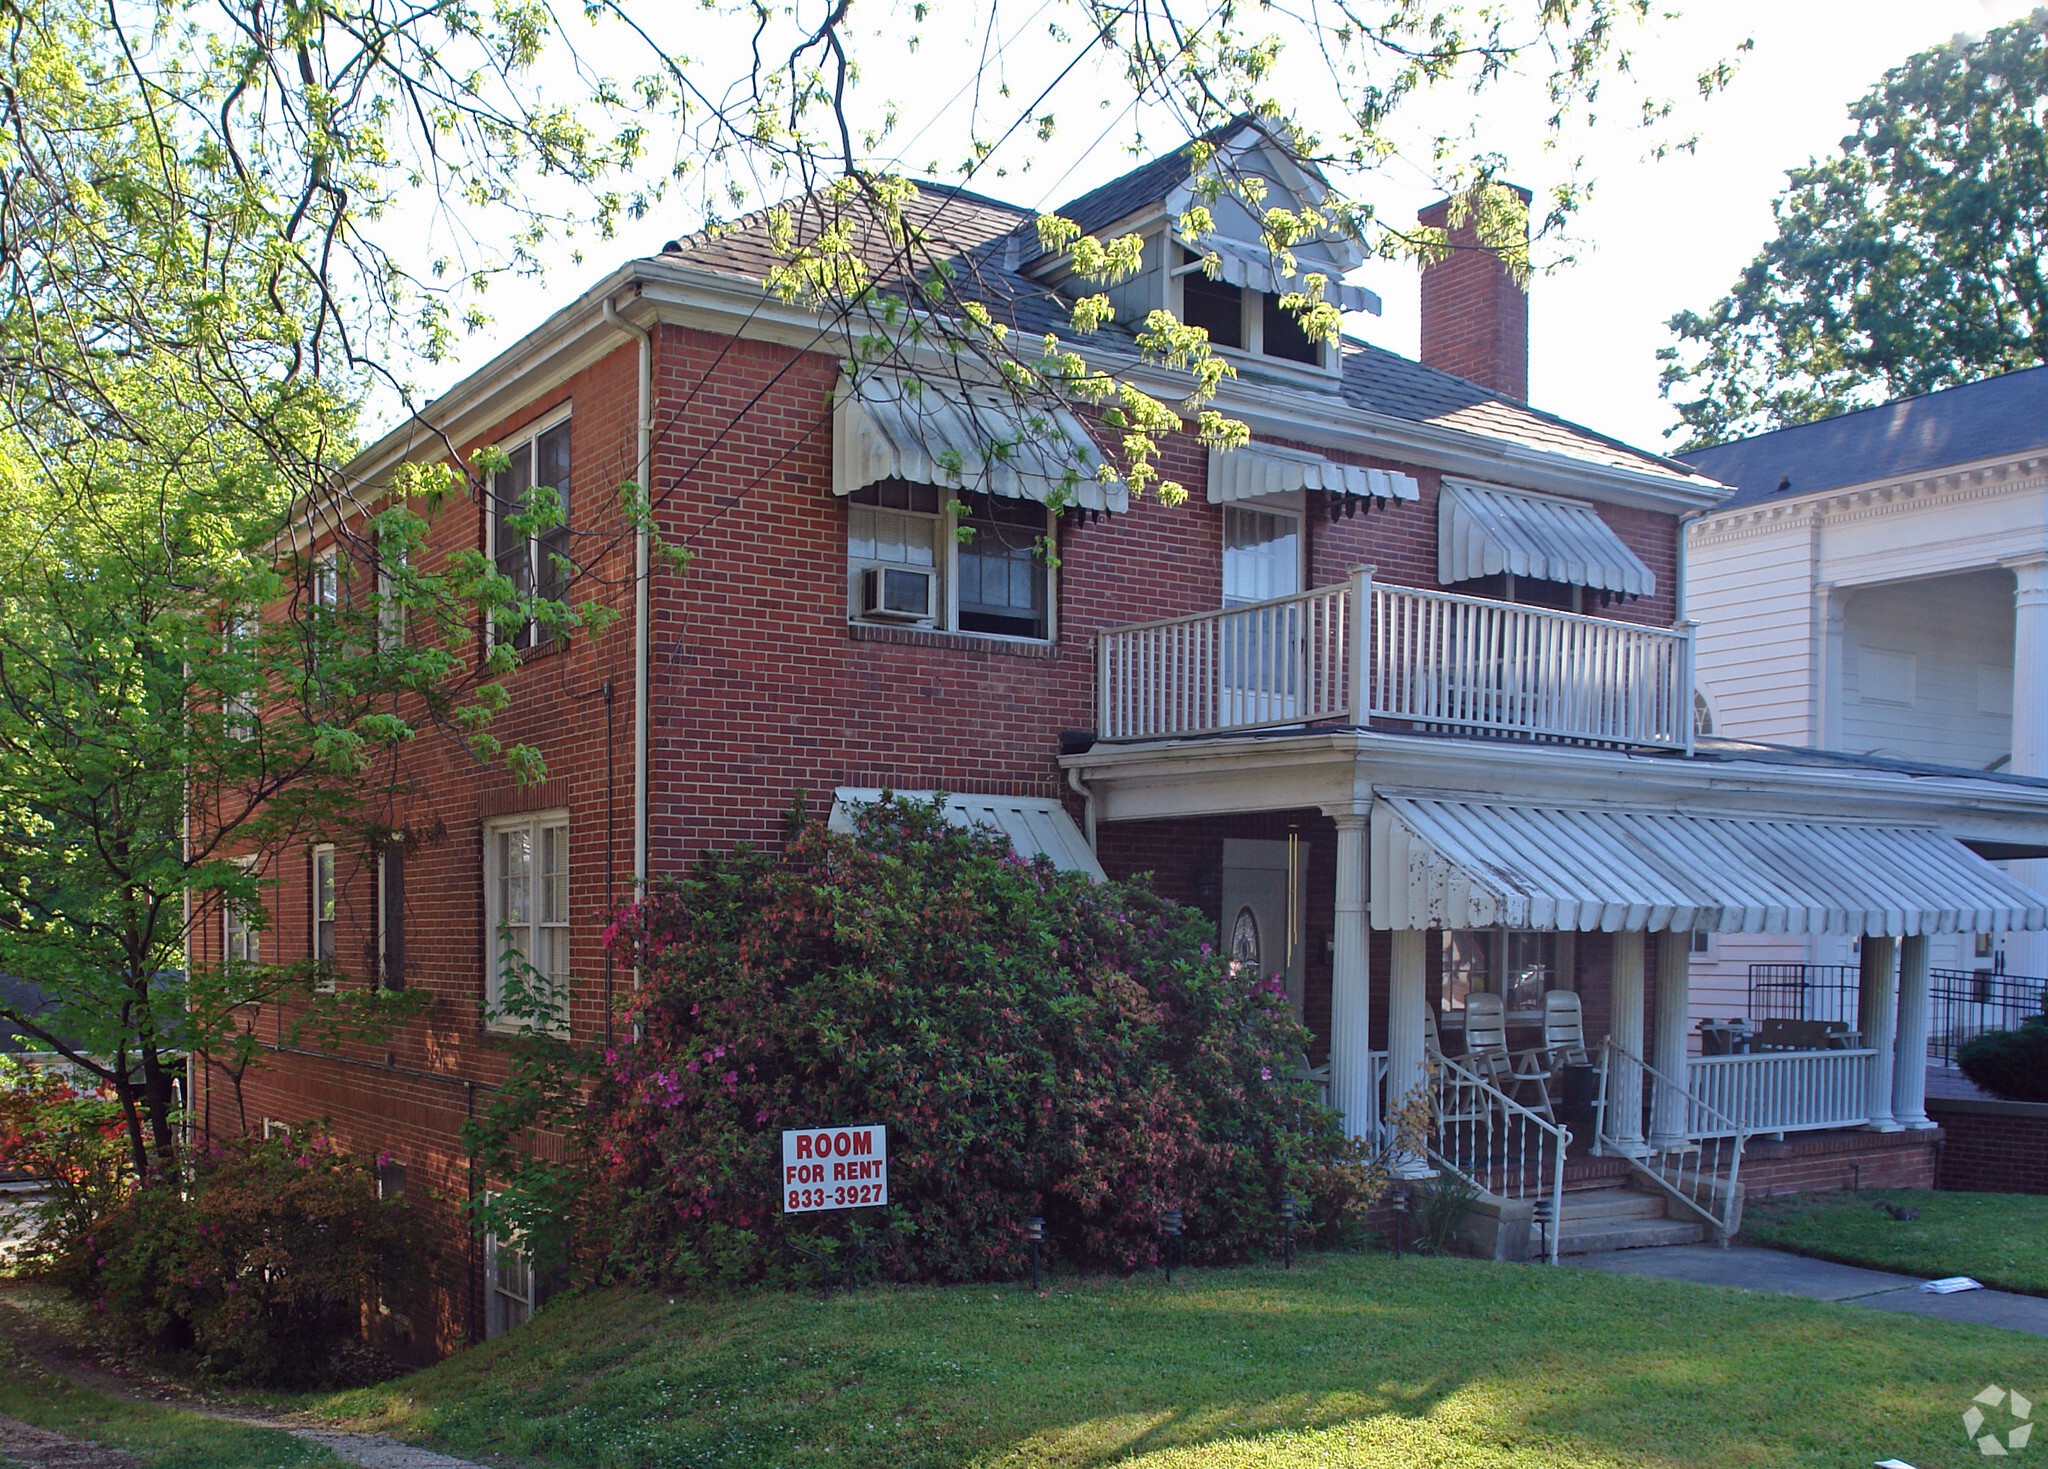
[1424,1009,1493,1141]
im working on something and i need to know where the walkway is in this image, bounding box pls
[1570,1244,2048,1336]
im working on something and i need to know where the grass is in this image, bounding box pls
[309,1251,2048,1469]
[0,1335,341,1468]
[1743,1188,2048,1296]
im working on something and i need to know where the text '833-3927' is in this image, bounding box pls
[781,1125,888,1213]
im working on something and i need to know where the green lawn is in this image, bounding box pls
[1743,1189,2048,1296]
[0,1329,340,1468]
[311,1252,2048,1469]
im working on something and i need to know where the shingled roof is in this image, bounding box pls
[1681,366,2048,510]
[657,161,1710,491]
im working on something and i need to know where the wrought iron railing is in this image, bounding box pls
[1599,1038,1746,1244]
[1747,961,2047,1065]
[1422,1047,1571,1265]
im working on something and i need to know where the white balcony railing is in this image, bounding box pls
[1686,1049,1877,1138]
[1096,569,1695,750]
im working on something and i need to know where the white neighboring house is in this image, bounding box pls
[1682,366,2048,1045]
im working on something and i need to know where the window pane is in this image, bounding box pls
[957,499,1048,639]
[1261,291,1321,364]
[540,824,567,925]
[1182,269,1244,349]
[901,513,936,568]
[874,511,905,564]
[536,423,571,518]
[1223,507,1300,605]
[847,506,875,561]
[499,829,532,929]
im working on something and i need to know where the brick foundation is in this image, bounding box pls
[1737,1127,1941,1202]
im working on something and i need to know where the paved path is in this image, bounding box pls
[1570,1243,2048,1336]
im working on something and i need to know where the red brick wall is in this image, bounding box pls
[1739,1128,1940,1202]
[1417,191,1530,402]
[1928,1099,2048,1195]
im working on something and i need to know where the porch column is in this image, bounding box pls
[1858,935,1902,1132]
[1386,928,1431,1175]
[1892,934,1935,1130]
[2006,555,2048,978]
[1326,811,1375,1140]
[1606,930,1646,1155]
[1649,930,1693,1150]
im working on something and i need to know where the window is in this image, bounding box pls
[489,415,572,651]
[224,871,261,970]
[312,548,340,611]
[1689,930,1711,956]
[378,844,405,991]
[847,483,1054,642]
[1457,571,1579,613]
[311,845,336,992]
[956,495,1049,639]
[1261,291,1320,365]
[1441,930,1557,1020]
[377,534,406,652]
[263,1118,292,1141]
[1223,505,1302,606]
[1182,269,1245,349]
[484,1221,535,1337]
[484,812,569,1031]
[224,611,259,739]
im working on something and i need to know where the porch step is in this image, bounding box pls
[1550,1185,1708,1255]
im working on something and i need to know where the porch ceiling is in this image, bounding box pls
[1371,795,2048,937]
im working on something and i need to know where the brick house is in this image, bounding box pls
[200,123,2048,1351]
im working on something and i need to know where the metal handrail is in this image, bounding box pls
[1598,1037,1747,1244]
[1424,1045,1572,1265]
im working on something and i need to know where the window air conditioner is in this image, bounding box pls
[859,566,934,622]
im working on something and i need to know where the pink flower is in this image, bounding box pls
[1260,1067,1272,1080]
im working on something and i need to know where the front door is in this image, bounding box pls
[1220,838,1309,1017]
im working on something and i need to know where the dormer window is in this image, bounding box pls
[1174,246,1329,369]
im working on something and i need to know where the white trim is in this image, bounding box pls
[481,809,571,1034]
[310,845,336,993]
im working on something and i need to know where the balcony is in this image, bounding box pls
[1095,569,1695,751]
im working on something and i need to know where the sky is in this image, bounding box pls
[419,0,2043,457]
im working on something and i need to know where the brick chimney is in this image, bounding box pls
[1417,186,1531,401]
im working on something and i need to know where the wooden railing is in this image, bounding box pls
[1096,568,1693,750]
[1687,1049,1876,1137]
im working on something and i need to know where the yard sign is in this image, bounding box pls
[781,1124,888,1213]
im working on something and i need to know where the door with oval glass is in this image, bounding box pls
[1220,838,1309,1017]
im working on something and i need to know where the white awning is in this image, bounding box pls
[1438,479,1655,597]
[1187,235,1382,316]
[1206,443,1420,505]
[1371,796,2048,937]
[833,374,1127,514]
[827,789,1106,882]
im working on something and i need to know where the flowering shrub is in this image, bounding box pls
[592,794,1351,1287]
[0,1056,130,1271]
[63,1132,426,1385]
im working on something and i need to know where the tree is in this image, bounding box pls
[1661,12,2048,447]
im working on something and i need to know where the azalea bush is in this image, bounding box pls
[0,1056,130,1271]
[63,1132,426,1385]
[589,795,1360,1288]
[1957,1010,2048,1103]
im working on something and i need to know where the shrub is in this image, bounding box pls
[1957,1016,2048,1103]
[0,1056,130,1271]
[592,795,1355,1287]
[63,1132,427,1385]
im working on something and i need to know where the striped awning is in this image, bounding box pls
[828,789,1106,882]
[833,373,1128,514]
[1370,795,2048,937]
[1184,235,1383,316]
[1207,443,1419,505]
[1438,479,1655,597]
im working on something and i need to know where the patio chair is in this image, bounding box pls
[1543,991,1592,1070]
[1290,1050,1331,1106]
[1462,994,1527,1101]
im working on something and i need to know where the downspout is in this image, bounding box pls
[599,296,653,907]
[1066,765,1097,852]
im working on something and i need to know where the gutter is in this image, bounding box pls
[599,297,654,903]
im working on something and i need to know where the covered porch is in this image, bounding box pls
[1064,729,2048,1242]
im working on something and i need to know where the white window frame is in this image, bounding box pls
[1170,245,1339,376]
[482,1198,536,1338]
[311,844,337,993]
[485,403,574,652]
[1222,497,1306,608]
[847,489,1057,645]
[263,1118,292,1141]
[312,547,340,609]
[224,855,261,969]
[377,534,406,652]
[483,810,570,1033]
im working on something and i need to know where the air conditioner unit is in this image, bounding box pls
[859,566,934,622]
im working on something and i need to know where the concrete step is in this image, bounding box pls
[1558,1189,1666,1222]
[1556,1215,1707,1255]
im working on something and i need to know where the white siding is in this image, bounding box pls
[1688,521,1818,745]
[1840,570,2013,768]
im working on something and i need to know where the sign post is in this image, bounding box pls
[781,1124,888,1213]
